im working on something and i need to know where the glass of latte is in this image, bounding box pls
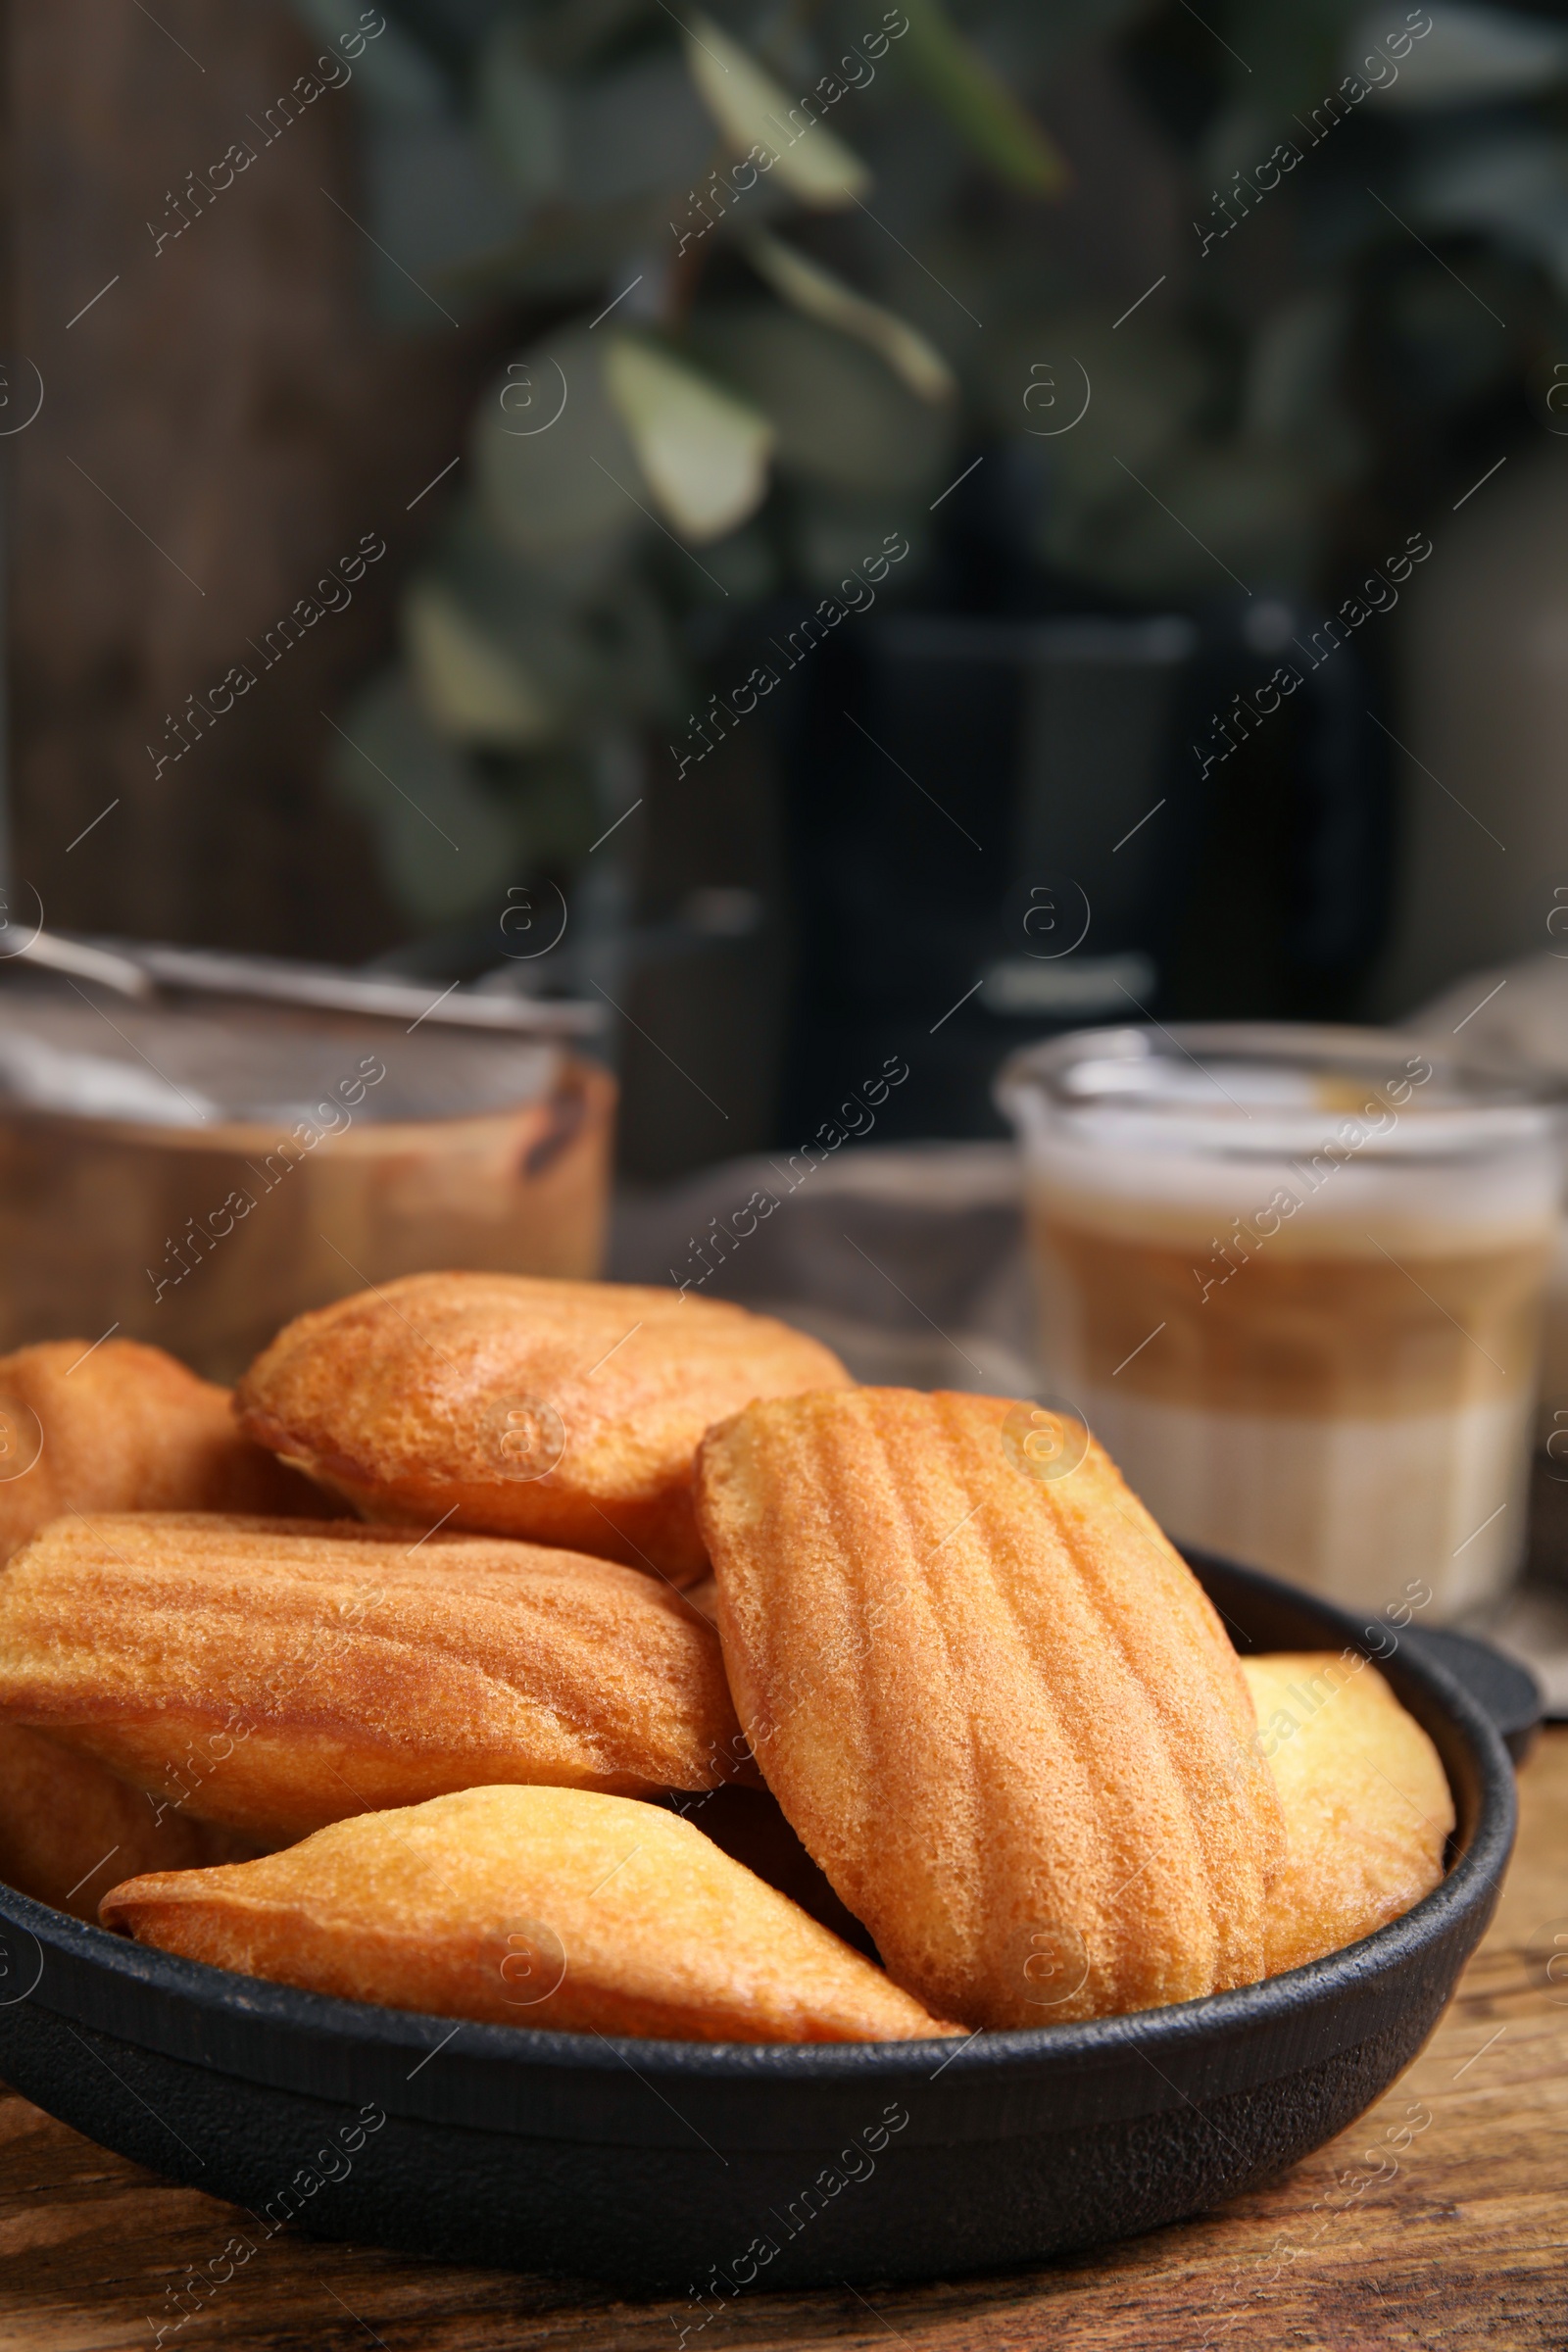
[998,1025,1564,1621]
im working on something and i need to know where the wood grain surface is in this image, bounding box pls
[3,1735,1567,2351]
[7,0,505,963]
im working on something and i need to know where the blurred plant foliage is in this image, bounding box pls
[297,0,1568,919]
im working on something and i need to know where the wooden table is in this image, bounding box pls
[4,1739,1567,2351]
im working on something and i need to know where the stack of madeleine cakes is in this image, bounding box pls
[0,1274,1453,2040]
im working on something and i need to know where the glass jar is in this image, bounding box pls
[0,975,612,1382]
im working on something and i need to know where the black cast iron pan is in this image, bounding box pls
[0,1549,1524,2290]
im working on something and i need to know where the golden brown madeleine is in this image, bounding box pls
[1244,1652,1452,1975]
[0,1721,257,1922]
[0,1514,750,1842]
[100,1785,959,2042]
[233,1272,851,1584]
[0,1338,336,1564]
[697,1388,1287,2029]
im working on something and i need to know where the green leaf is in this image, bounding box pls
[326,672,516,922]
[445,193,678,304]
[691,304,954,496]
[682,12,872,207]
[602,333,775,541]
[744,231,956,404]
[972,306,1209,483]
[479,32,711,216]
[404,508,683,747]
[360,118,522,319]
[406,577,564,749]
[564,51,713,208]
[477,13,564,204]
[475,326,645,560]
[893,0,1068,195]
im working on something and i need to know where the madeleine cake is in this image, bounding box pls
[1244,1651,1452,1974]
[0,1720,257,1923]
[0,1514,749,1840]
[101,1784,959,2042]
[696,1387,1286,2029]
[234,1273,852,1583]
[0,1337,335,1563]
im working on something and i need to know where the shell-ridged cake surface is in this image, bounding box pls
[0,1514,748,1840]
[697,1387,1288,2030]
[235,1273,852,1583]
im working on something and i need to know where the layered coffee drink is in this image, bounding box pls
[999,1026,1564,1620]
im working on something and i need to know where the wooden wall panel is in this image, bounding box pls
[6,0,504,958]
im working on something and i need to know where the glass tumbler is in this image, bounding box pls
[997,1023,1564,1622]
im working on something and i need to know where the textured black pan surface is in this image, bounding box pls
[1396,1625,1542,1762]
[0,1551,1518,2288]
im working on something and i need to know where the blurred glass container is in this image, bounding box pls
[0,975,613,1382]
[998,1024,1564,1622]
[1404,952,1568,1462]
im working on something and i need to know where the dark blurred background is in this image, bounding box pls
[12,0,1568,1175]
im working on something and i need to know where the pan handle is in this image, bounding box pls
[1395,1628,1543,1765]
